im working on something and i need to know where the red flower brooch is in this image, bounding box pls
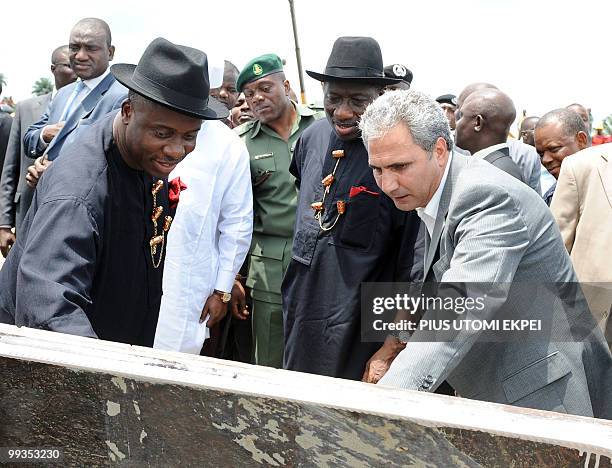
[169,177,187,210]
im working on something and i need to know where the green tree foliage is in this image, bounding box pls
[32,77,53,96]
[603,114,612,136]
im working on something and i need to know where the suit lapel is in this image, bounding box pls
[597,151,612,209]
[46,74,116,158]
[423,153,459,277]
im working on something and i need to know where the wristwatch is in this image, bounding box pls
[213,289,231,303]
[394,330,411,344]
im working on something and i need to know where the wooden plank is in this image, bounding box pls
[0,324,610,466]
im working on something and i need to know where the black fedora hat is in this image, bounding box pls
[111,37,228,120]
[306,36,401,86]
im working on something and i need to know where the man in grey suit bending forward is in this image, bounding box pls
[360,90,611,419]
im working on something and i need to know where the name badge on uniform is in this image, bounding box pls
[254,152,274,160]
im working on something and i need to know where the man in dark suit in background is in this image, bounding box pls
[0,84,12,173]
[455,88,524,182]
[0,45,77,257]
[23,17,127,187]
[457,82,541,194]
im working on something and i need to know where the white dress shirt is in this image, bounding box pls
[154,120,253,353]
[66,68,111,115]
[416,151,453,238]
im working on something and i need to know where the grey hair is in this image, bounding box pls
[359,90,453,153]
[536,108,587,138]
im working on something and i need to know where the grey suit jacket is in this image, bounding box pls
[0,94,51,233]
[482,146,524,182]
[507,139,542,194]
[23,73,126,160]
[380,153,612,419]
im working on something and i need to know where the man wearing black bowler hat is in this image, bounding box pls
[282,37,423,380]
[0,38,228,347]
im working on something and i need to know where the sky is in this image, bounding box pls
[2,0,612,130]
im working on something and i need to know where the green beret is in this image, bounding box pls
[237,53,284,91]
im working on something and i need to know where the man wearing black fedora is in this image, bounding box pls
[281,36,423,380]
[0,38,228,347]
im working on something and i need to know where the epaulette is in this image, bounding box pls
[234,120,256,137]
[305,103,326,120]
[307,102,324,112]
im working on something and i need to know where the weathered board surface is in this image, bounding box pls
[0,324,610,467]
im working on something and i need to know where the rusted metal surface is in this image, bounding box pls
[0,325,610,467]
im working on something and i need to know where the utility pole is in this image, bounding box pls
[288,0,307,104]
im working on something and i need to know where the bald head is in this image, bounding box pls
[457,82,498,109]
[51,45,69,63]
[519,116,539,146]
[72,18,112,46]
[455,88,516,154]
[50,44,76,90]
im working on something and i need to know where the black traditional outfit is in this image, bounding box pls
[1,37,229,345]
[0,112,171,346]
[282,119,423,380]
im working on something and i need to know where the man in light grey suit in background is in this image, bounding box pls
[360,90,611,419]
[0,45,77,257]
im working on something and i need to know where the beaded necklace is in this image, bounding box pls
[311,149,347,231]
[149,179,173,269]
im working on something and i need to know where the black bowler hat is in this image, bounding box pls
[111,37,228,120]
[306,36,401,85]
[384,64,413,85]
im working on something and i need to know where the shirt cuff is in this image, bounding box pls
[0,225,13,229]
[39,131,49,148]
[214,269,236,293]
